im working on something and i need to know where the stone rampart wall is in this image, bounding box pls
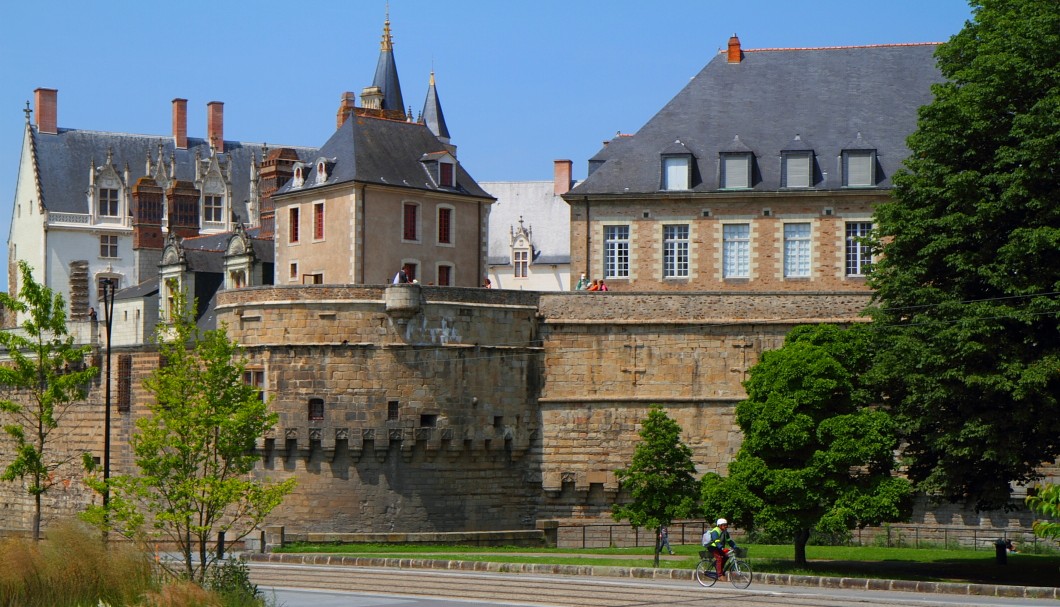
[2,286,1050,538]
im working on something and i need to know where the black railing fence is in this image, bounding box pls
[554,521,1059,552]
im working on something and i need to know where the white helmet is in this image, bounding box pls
[716,518,728,526]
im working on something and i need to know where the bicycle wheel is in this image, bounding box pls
[694,559,718,587]
[728,558,752,589]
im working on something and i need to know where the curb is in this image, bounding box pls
[246,553,1060,600]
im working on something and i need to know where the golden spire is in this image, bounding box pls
[429,70,436,86]
[380,3,393,51]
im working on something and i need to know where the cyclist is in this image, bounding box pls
[702,518,738,580]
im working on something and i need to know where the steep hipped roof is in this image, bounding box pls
[31,129,317,217]
[276,114,491,199]
[571,43,943,196]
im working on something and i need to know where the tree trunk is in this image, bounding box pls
[33,492,42,541]
[794,528,810,566]
[653,525,661,568]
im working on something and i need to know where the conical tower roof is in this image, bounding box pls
[372,13,405,113]
[421,71,450,142]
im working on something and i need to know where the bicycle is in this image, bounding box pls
[695,546,752,589]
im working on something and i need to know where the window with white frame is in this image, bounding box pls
[782,152,812,188]
[100,235,118,258]
[783,223,811,277]
[721,153,752,189]
[843,150,876,187]
[662,155,691,190]
[722,223,750,278]
[403,203,419,241]
[98,188,119,217]
[437,264,452,286]
[437,206,453,245]
[203,195,224,223]
[604,225,630,279]
[662,224,689,278]
[514,249,529,278]
[846,221,873,276]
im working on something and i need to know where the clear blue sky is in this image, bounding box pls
[0,0,973,291]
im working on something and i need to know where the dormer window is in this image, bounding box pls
[661,155,691,191]
[314,158,331,185]
[842,150,876,187]
[420,152,457,189]
[439,162,454,188]
[293,164,305,188]
[720,153,752,189]
[203,195,224,223]
[782,152,812,188]
[98,188,120,217]
[842,133,877,187]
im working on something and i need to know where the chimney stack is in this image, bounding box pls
[207,101,224,152]
[554,159,573,195]
[727,34,743,63]
[337,91,357,129]
[172,98,188,149]
[34,88,58,134]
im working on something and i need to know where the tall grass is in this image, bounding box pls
[0,520,155,606]
[0,520,263,607]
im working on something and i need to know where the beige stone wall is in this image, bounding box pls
[272,184,489,288]
[2,285,1051,537]
[568,191,886,292]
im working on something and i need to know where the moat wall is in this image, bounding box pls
[1,285,1051,537]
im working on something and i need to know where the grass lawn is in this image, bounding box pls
[275,542,1060,588]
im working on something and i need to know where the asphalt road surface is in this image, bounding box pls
[251,563,1060,607]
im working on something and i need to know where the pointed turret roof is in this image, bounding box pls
[421,71,450,142]
[372,12,405,113]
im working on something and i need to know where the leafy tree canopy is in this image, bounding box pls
[0,261,95,540]
[702,325,911,565]
[868,0,1060,509]
[613,406,699,567]
[1026,483,1060,540]
[85,292,294,582]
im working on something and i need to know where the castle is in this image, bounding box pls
[2,20,1054,539]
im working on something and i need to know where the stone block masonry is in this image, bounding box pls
[3,283,1049,538]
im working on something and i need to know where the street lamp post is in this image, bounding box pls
[101,279,115,519]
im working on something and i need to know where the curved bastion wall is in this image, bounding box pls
[2,285,908,535]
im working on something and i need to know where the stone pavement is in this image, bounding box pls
[246,552,1060,601]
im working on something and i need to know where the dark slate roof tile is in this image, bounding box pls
[570,43,942,195]
[32,129,317,216]
[277,115,491,199]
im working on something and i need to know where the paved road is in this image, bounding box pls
[251,563,1060,607]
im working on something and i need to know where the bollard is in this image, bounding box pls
[994,539,1007,565]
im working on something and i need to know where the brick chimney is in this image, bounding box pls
[727,34,743,63]
[207,101,224,152]
[337,91,357,129]
[172,98,188,149]
[34,88,58,134]
[554,159,573,195]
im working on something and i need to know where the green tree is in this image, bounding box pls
[86,293,295,583]
[1026,483,1060,541]
[0,261,96,541]
[701,325,911,566]
[868,0,1060,509]
[612,406,699,568]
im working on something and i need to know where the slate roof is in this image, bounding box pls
[276,114,491,199]
[482,180,572,266]
[570,43,943,196]
[31,129,317,217]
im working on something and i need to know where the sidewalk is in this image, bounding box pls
[246,551,1060,601]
